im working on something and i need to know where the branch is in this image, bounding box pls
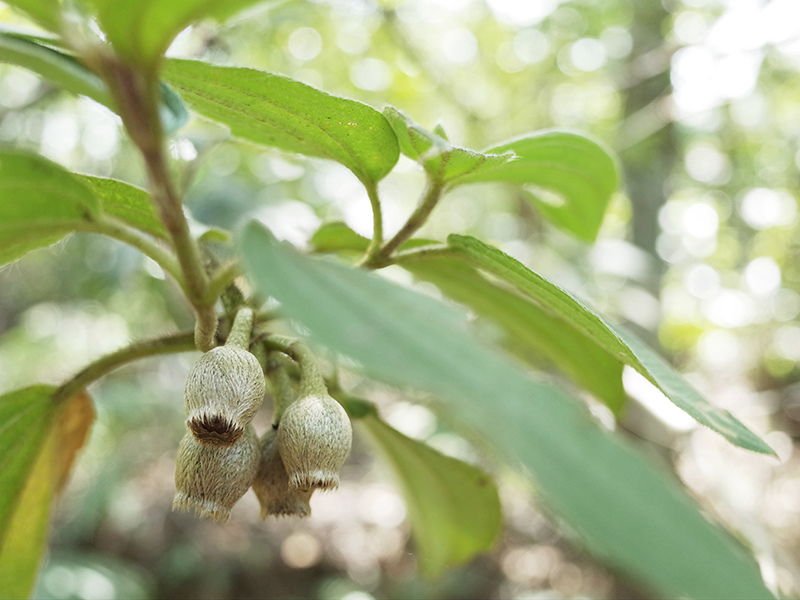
[98,55,216,351]
[362,178,444,268]
[54,330,196,403]
[78,216,185,290]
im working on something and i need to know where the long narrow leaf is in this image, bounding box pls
[447,234,774,456]
[240,223,772,599]
[163,59,399,186]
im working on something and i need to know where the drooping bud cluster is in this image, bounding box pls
[174,324,352,522]
[173,307,265,522]
[252,427,313,518]
[251,346,352,518]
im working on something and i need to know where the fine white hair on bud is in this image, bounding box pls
[184,345,266,445]
[252,427,313,518]
[277,393,353,492]
[173,425,259,522]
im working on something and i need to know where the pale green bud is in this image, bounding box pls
[184,345,266,445]
[277,394,352,491]
[173,425,259,522]
[252,428,313,518]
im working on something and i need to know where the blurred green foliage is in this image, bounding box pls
[2,0,800,597]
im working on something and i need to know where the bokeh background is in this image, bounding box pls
[2,0,800,597]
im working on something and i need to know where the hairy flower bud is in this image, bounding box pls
[185,308,265,446]
[252,428,313,518]
[173,425,259,522]
[277,393,352,491]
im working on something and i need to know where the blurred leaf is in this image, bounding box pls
[158,81,190,135]
[0,32,112,107]
[0,149,100,266]
[0,34,189,134]
[81,176,168,240]
[240,223,773,599]
[447,234,775,456]
[1,0,62,33]
[360,413,501,577]
[310,221,370,255]
[383,107,513,185]
[310,222,625,412]
[88,0,266,67]
[458,131,619,242]
[404,257,626,414]
[0,386,56,533]
[164,59,400,185]
[0,388,94,599]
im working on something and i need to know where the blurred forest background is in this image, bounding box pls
[2,0,800,598]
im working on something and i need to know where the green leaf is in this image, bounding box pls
[240,222,773,599]
[158,81,190,135]
[383,107,513,185]
[459,131,619,242]
[404,257,626,414]
[0,33,189,134]
[0,149,100,266]
[359,413,502,577]
[81,176,167,240]
[163,60,400,186]
[0,389,94,599]
[88,0,266,67]
[309,221,370,255]
[447,234,775,456]
[310,222,625,412]
[1,1,62,33]
[0,32,112,108]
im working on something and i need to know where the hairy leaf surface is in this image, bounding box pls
[383,107,513,185]
[81,176,168,240]
[164,60,399,185]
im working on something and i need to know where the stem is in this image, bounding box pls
[203,262,241,307]
[361,182,384,265]
[100,56,216,351]
[265,352,297,425]
[390,244,460,265]
[261,334,326,399]
[78,217,185,289]
[363,177,445,268]
[225,307,254,350]
[53,331,196,403]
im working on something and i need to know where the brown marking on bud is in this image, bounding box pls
[173,425,259,522]
[252,428,313,518]
[187,414,243,446]
[277,394,352,492]
[184,345,266,445]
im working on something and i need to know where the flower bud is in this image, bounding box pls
[277,393,352,491]
[252,428,313,518]
[173,425,259,522]
[185,346,266,445]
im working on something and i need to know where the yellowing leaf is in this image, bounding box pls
[0,389,95,599]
